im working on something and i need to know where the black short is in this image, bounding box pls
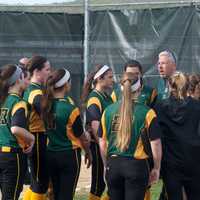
[90,142,106,197]
[28,133,48,193]
[47,148,81,200]
[106,156,149,200]
[0,151,27,200]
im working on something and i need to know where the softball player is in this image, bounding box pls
[99,72,162,200]
[46,73,76,200]
[23,56,51,200]
[81,65,113,200]
[42,68,92,200]
[0,64,35,200]
[111,60,157,200]
[46,94,75,200]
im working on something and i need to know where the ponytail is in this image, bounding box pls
[42,69,66,126]
[42,75,55,126]
[0,64,17,105]
[169,72,188,100]
[81,71,96,104]
[116,72,140,152]
[116,79,132,151]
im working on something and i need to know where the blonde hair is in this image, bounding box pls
[116,72,139,152]
[188,74,200,95]
[168,71,188,100]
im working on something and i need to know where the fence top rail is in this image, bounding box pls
[0,1,200,13]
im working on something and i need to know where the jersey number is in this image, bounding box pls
[0,108,9,125]
[111,114,120,133]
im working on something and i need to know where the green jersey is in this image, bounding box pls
[47,98,83,151]
[111,84,157,108]
[99,101,158,159]
[23,82,45,133]
[0,94,28,148]
[86,89,113,124]
[65,96,75,105]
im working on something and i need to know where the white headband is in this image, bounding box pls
[93,65,110,80]
[121,77,141,92]
[54,69,71,88]
[8,65,23,86]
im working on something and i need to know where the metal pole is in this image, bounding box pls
[84,0,89,80]
[82,0,89,132]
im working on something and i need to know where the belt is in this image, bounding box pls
[0,146,22,153]
[110,154,119,157]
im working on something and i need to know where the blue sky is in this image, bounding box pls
[0,0,77,5]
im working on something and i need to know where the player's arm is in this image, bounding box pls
[86,97,102,143]
[69,107,92,168]
[145,109,162,185]
[98,111,107,166]
[28,89,43,115]
[11,101,35,153]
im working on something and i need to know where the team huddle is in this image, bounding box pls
[0,50,200,200]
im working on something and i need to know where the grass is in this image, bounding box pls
[151,180,163,200]
[75,188,89,200]
[19,180,162,200]
[74,180,162,200]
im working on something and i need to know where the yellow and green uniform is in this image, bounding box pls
[111,83,157,200]
[0,94,27,148]
[86,89,113,200]
[86,89,113,129]
[23,82,48,197]
[65,95,75,105]
[23,82,45,133]
[0,94,29,200]
[47,98,83,151]
[46,98,83,200]
[111,84,157,108]
[99,101,159,158]
[98,101,161,200]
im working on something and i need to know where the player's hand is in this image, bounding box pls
[149,168,160,185]
[85,131,91,142]
[23,137,35,154]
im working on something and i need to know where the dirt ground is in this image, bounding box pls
[76,156,91,191]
